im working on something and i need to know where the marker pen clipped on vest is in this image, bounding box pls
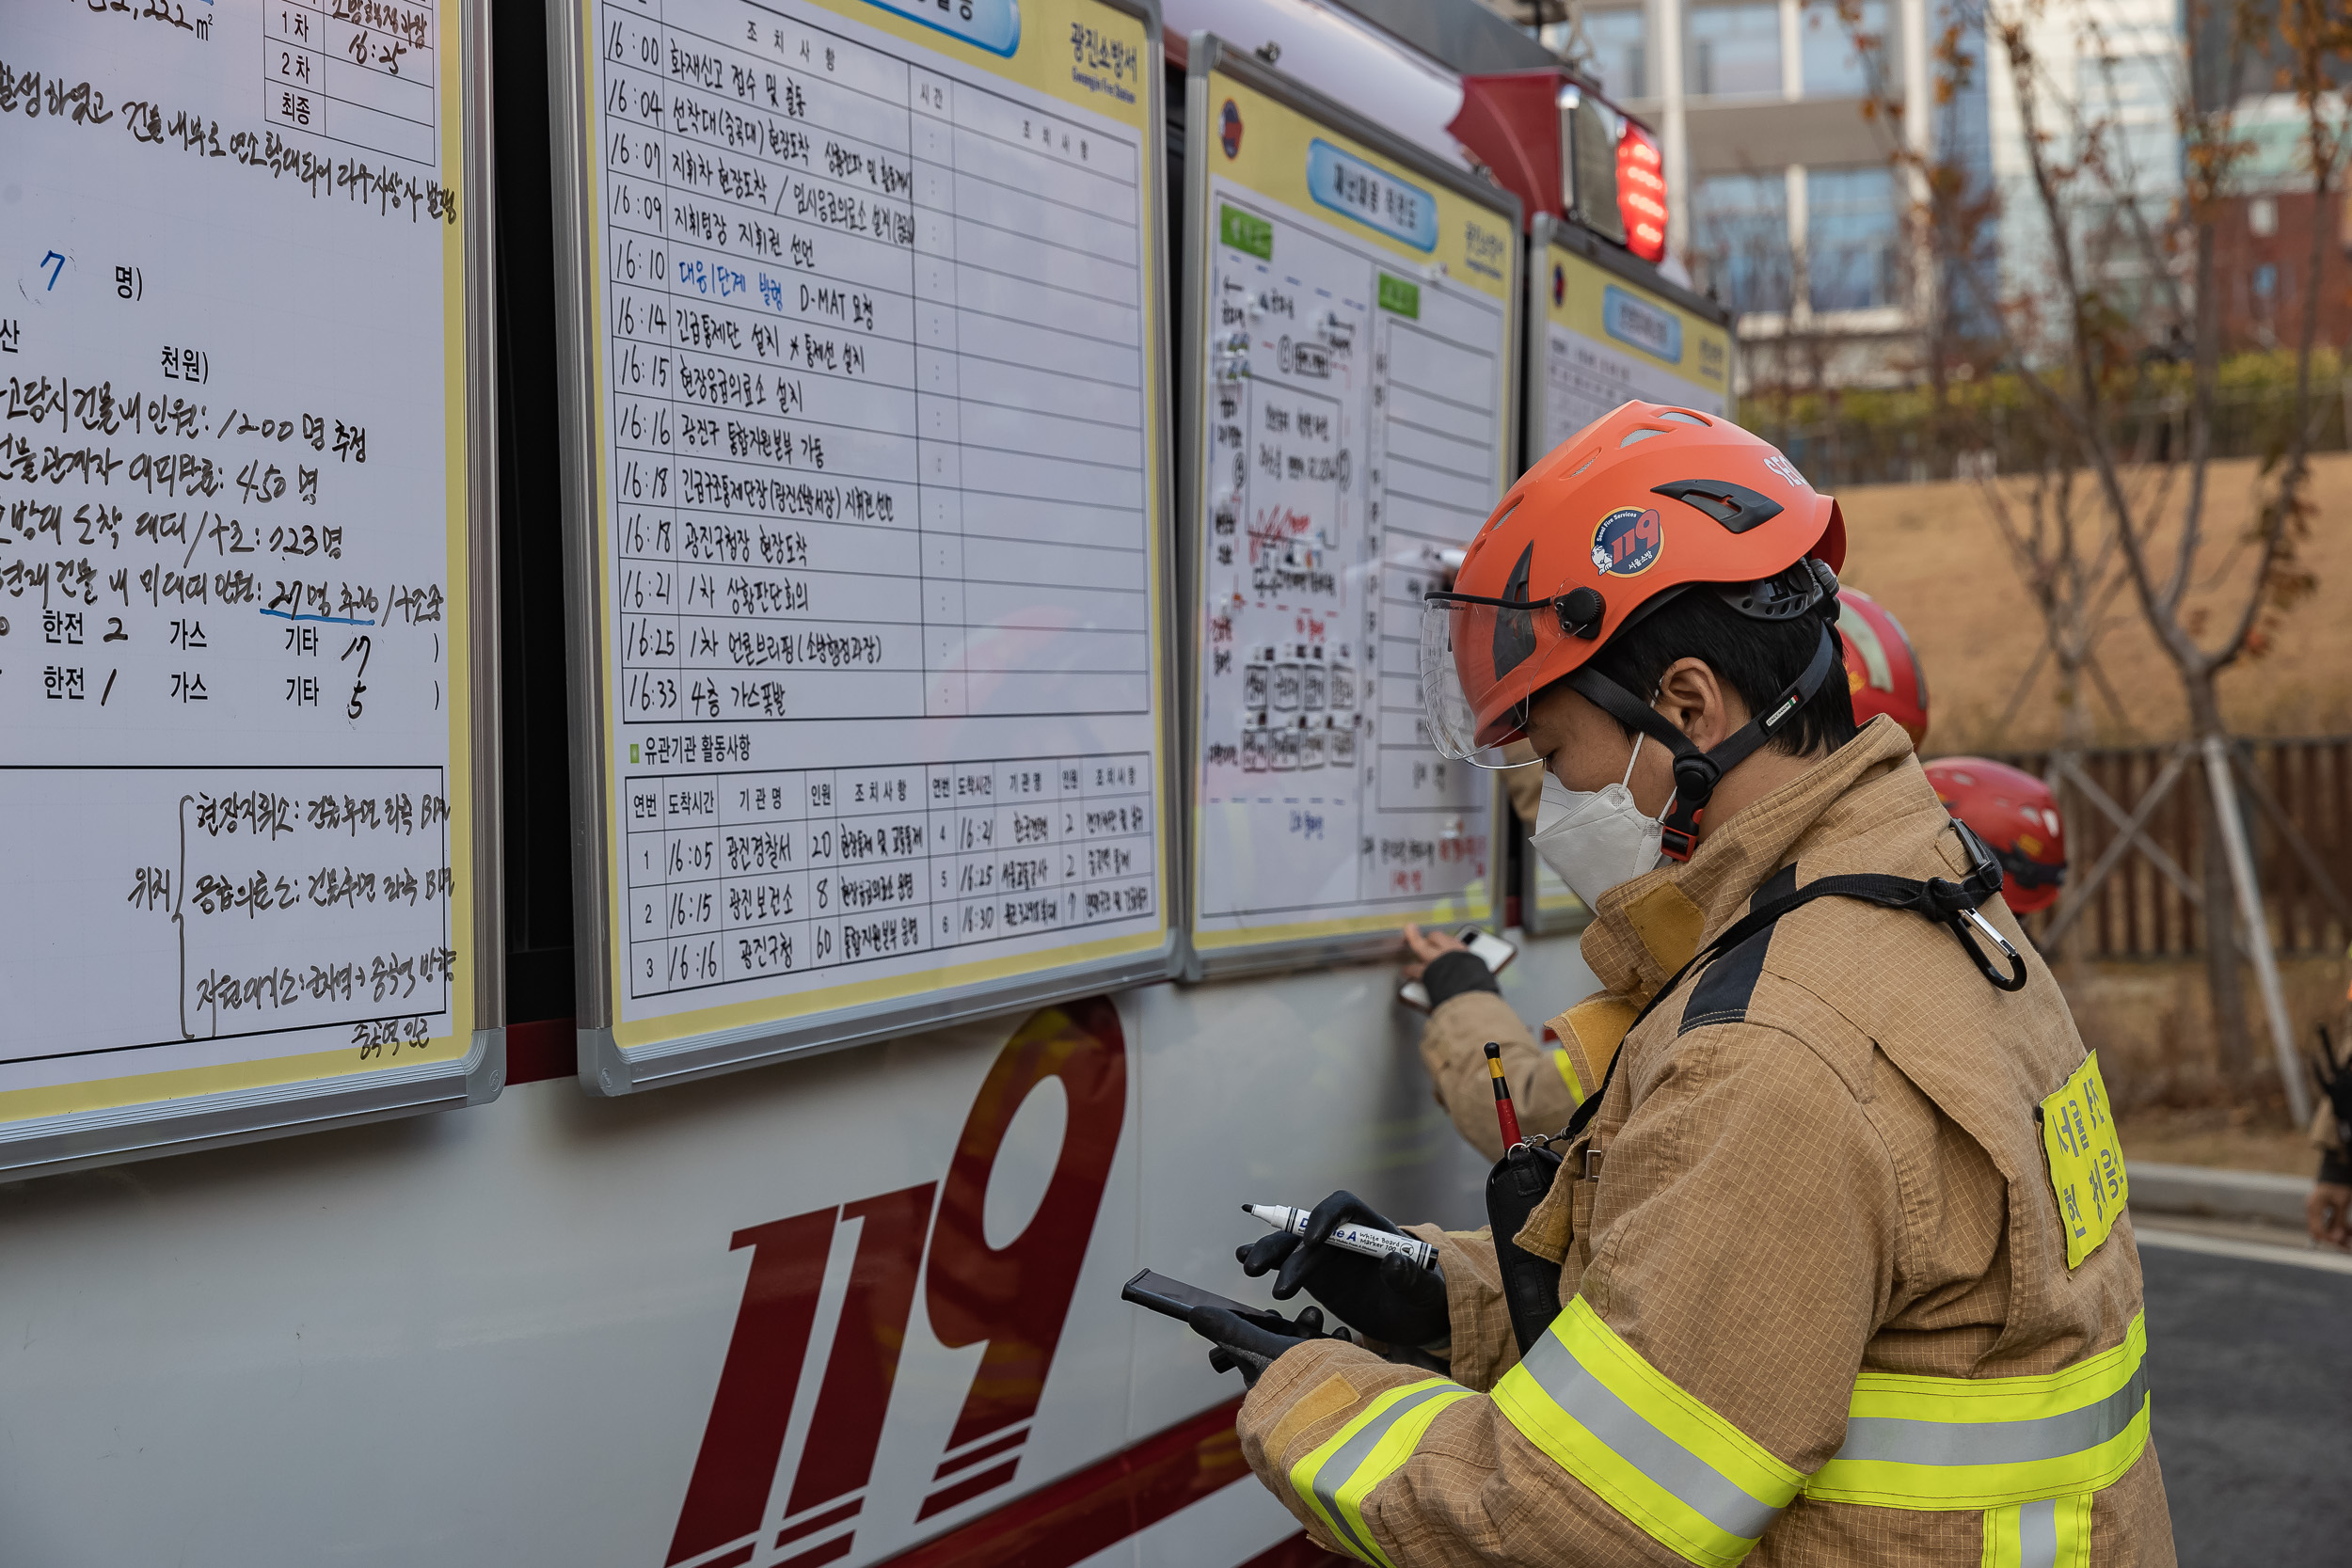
[1485,1040,1523,1148]
[1242,1204,1438,1270]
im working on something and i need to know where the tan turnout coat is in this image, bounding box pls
[1235,718,2174,1565]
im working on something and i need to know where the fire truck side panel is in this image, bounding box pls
[0,940,1596,1567]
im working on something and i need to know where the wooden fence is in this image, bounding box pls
[1984,736,2352,959]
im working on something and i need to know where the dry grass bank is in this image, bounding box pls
[2056,951,2345,1127]
[1832,451,2352,755]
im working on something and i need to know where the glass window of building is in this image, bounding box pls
[1801,0,1887,97]
[2074,52,2181,186]
[1582,8,1648,101]
[1806,166,1902,310]
[1685,2,1783,98]
[1690,170,1794,312]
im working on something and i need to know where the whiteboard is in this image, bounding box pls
[0,0,501,1175]
[1529,214,1735,459]
[1179,39,1520,976]
[550,0,1178,1092]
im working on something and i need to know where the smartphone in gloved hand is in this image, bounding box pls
[1397,926,1516,1011]
[1121,1269,1296,1333]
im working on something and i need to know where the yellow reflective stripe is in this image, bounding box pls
[1811,1315,2150,1510]
[1851,1315,2147,1424]
[1980,1493,2093,1568]
[1492,1297,1803,1568]
[1549,1044,1584,1101]
[1287,1378,1470,1567]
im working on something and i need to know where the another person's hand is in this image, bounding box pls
[1400,922,1469,984]
[1237,1189,1451,1349]
[2307,1181,2351,1250]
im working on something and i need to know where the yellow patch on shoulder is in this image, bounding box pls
[1621,881,1703,975]
[1267,1371,1364,1465]
[1560,994,1639,1086]
[2040,1051,2129,1269]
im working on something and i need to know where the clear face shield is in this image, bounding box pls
[1418,592,1551,769]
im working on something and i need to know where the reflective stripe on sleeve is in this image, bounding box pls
[1490,1296,1805,1568]
[1549,1045,1585,1101]
[1810,1314,2151,1510]
[1979,1492,2093,1568]
[1288,1377,1473,1568]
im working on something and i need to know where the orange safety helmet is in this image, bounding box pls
[1924,757,2068,914]
[1836,587,1930,748]
[1422,401,1846,860]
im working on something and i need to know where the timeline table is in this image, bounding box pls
[598,0,1152,727]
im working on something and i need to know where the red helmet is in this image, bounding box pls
[1836,587,1929,748]
[1925,758,2067,914]
[1422,401,1845,859]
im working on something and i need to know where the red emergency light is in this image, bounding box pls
[1615,119,1667,261]
[1448,70,1668,262]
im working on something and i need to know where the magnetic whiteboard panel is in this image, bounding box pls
[553,0,1178,1091]
[1530,215,1733,463]
[0,0,501,1175]
[1180,40,1521,976]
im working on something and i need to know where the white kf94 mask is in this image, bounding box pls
[1529,734,1668,908]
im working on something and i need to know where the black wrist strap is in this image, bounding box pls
[1422,948,1502,1009]
[1559,822,2026,1144]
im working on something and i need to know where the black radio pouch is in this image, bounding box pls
[1486,1140,1565,1357]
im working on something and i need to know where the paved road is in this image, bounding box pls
[2138,1227,2352,1562]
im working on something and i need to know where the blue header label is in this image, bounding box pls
[1305,139,1438,252]
[860,0,1021,57]
[1602,284,1682,364]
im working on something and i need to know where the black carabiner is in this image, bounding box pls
[1950,907,2029,991]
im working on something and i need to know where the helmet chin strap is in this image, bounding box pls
[1563,623,1841,862]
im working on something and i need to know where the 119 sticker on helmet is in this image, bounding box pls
[1591,506,1662,577]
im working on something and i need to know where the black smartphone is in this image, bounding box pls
[1121,1269,1289,1333]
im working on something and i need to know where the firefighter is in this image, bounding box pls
[1837,585,1930,748]
[1401,602,2076,1170]
[1396,584,1950,1163]
[2308,1006,2352,1250]
[1200,402,2171,1565]
[1925,757,2070,915]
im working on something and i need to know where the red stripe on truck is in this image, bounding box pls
[873,1397,1250,1568]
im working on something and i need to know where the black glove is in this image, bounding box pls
[1236,1189,1450,1350]
[1189,1303,1332,1387]
[1420,948,1500,1009]
[2315,1027,2352,1133]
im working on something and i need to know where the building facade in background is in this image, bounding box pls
[1982,0,2182,346]
[2209,96,2352,355]
[1504,0,1994,389]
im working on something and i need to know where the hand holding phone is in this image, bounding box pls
[1397,924,1516,1011]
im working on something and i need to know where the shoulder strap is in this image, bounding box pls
[1559,823,2027,1142]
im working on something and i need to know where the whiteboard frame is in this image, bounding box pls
[548,0,1184,1096]
[1176,34,1522,984]
[0,0,507,1180]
